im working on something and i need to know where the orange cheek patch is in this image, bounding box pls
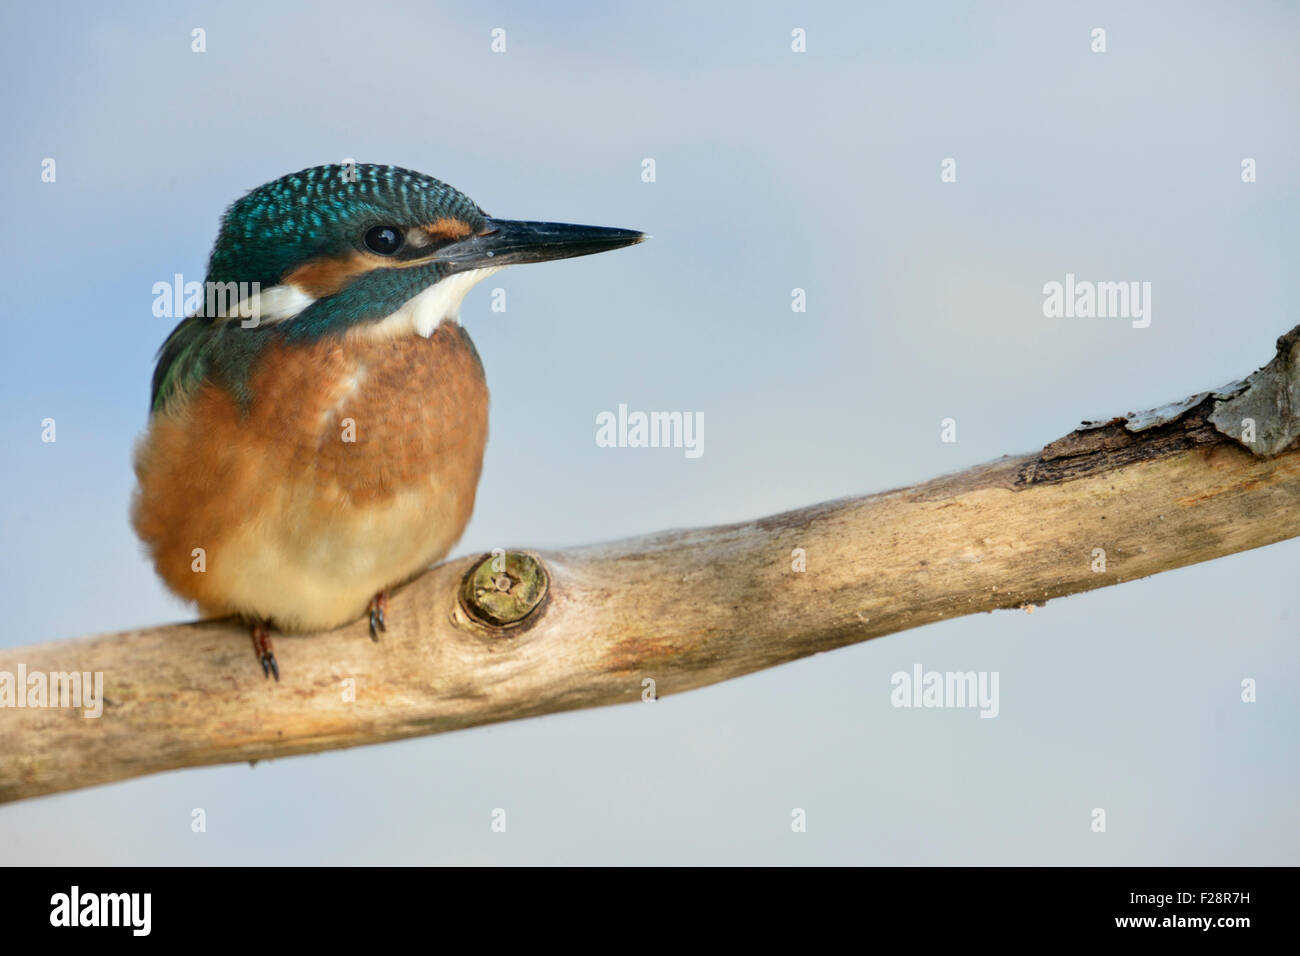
[284,221,476,296]
[284,252,378,298]
[421,217,474,241]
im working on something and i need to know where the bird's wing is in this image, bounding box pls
[150,315,211,413]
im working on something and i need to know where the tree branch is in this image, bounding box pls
[3,326,1298,804]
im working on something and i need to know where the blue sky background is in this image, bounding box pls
[0,0,1296,864]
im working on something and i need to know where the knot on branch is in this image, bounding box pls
[458,551,549,629]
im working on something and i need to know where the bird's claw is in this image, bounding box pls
[368,591,389,641]
[251,621,280,681]
[260,651,280,681]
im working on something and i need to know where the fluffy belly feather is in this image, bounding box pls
[132,320,489,632]
[202,474,473,630]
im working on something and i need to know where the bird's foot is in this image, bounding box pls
[251,621,279,681]
[368,590,389,641]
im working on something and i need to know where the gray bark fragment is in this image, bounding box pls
[1208,326,1300,456]
[1077,325,1299,456]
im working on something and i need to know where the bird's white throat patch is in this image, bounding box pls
[369,266,503,339]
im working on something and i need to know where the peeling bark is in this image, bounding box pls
[1020,324,1300,485]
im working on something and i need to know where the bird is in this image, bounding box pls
[132,163,643,680]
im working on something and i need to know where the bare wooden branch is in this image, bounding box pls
[3,327,1298,804]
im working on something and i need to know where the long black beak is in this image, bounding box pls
[436,218,645,273]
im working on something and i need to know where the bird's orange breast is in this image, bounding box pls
[132,320,489,631]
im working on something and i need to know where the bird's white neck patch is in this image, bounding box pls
[366,266,503,339]
[211,283,317,326]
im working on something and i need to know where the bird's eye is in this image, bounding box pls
[364,225,404,255]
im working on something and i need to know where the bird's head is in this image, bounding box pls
[205,162,643,339]
[151,163,643,410]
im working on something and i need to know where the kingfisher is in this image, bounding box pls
[132,163,643,679]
